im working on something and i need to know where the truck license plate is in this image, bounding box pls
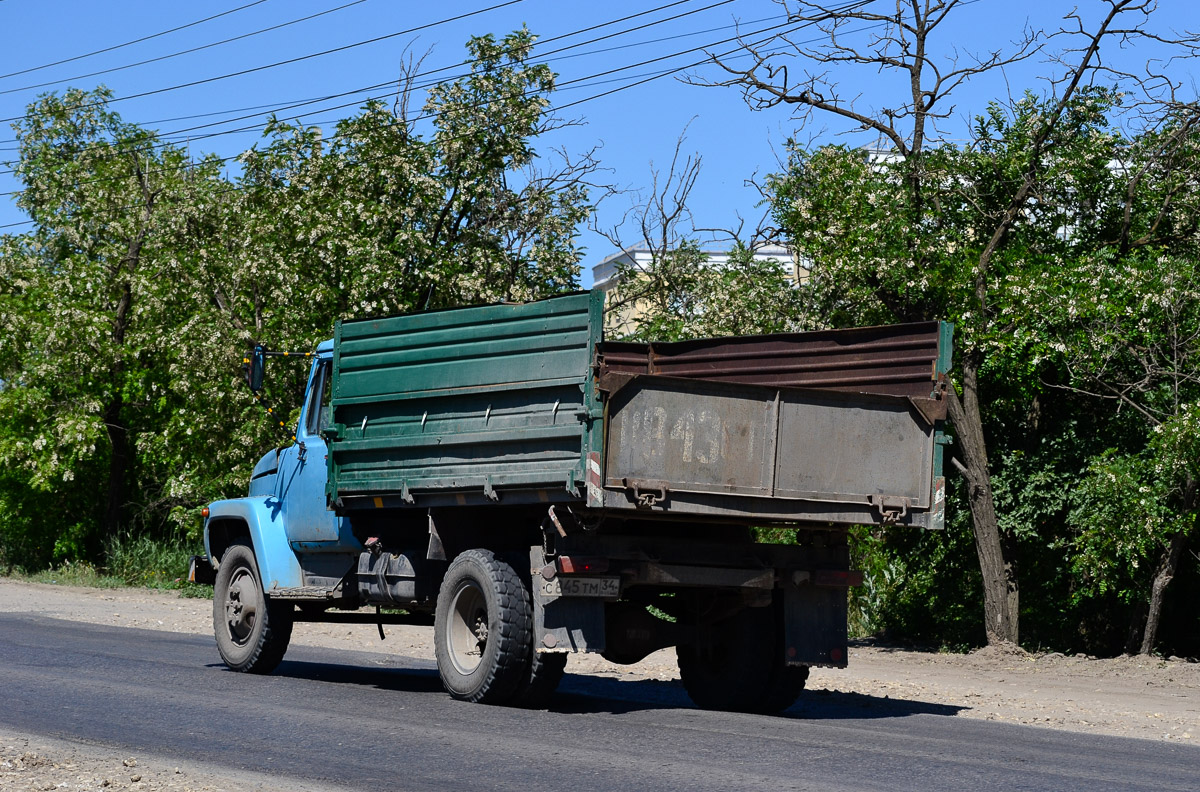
[540,576,620,599]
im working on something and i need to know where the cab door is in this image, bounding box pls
[278,357,341,544]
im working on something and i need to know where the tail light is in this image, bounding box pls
[556,556,609,574]
[814,570,864,587]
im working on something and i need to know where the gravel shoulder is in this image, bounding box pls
[1,578,1197,790]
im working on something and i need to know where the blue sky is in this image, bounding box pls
[0,0,1194,286]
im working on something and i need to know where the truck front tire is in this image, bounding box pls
[434,549,532,704]
[213,542,293,674]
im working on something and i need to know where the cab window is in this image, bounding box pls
[304,360,332,436]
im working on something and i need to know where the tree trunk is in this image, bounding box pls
[103,276,134,537]
[1139,525,1189,656]
[102,395,129,537]
[1124,601,1148,655]
[946,355,1019,646]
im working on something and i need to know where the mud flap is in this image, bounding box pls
[530,548,606,653]
[783,583,849,667]
[189,555,216,586]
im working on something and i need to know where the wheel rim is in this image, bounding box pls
[225,566,260,646]
[447,582,489,676]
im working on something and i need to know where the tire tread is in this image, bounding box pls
[434,549,532,704]
[212,542,293,675]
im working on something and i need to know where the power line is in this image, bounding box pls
[2,1,876,209]
[0,0,737,163]
[0,96,329,151]
[0,6,856,211]
[0,0,880,227]
[0,0,272,81]
[0,0,527,125]
[0,36,775,234]
[2,4,768,180]
[0,34,783,233]
[0,0,721,146]
[0,0,370,97]
[150,0,746,142]
[533,11,786,66]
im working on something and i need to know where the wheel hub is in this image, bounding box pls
[225,568,259,644]
[448,583,489,676]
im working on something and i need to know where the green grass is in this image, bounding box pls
[11,559,125,588]
[104,533,195,587]
[4,533,213,598]
[104,532,214,597]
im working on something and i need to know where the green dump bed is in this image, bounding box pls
[326,290,953,529]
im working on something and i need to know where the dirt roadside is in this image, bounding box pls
[1,579,1197,790]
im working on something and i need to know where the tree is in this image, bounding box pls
[163,27,601,518]
[0,28,600,566]
[708,0,1199,646]
[1043,248,1200,654]
[597,133,802,341]
[229,27,594,318]
[0,88,221,563]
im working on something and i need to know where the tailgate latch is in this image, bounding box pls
[870,494,909,524]
[623,478,669,508]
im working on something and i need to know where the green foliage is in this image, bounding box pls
[753,526,798,545]
[10,560,125,589]
[1030,248,1200,651]
[103,532,202,589]
[846,482,986,650]
[610,242,805,341]
[991,427,1081,545]
[0,29,593,570]
[985,409,1139,653]
[4,532,212,597]
[1068,451,1189,603]
[767,88,1200,653]
[770,89,1126,340]
[0,86,216,566]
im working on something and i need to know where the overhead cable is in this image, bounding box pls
[0,0,370,97]
[0,0,272,81]
[0,0,876,215]
[0,0,527,124]
[0,0,735,159]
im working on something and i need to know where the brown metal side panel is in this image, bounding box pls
[603,376,936,523]
[600,321,942,400]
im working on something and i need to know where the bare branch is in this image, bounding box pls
[392,44,434,125]
[697,0,1044,157]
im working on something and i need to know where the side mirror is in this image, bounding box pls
[246,345,265,393]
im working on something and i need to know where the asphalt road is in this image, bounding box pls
[2,613,1197,792]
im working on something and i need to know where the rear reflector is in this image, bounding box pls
[814,570,864,587]
[557,556,610,574]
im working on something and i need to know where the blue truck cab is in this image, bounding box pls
[201,340,361,597]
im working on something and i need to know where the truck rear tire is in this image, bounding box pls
[760,663,809,713]
[510,576,567,708]
[213,542,293,674]
[434,549,532,704]
[514,650,568,709]
[677,603,805,713]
